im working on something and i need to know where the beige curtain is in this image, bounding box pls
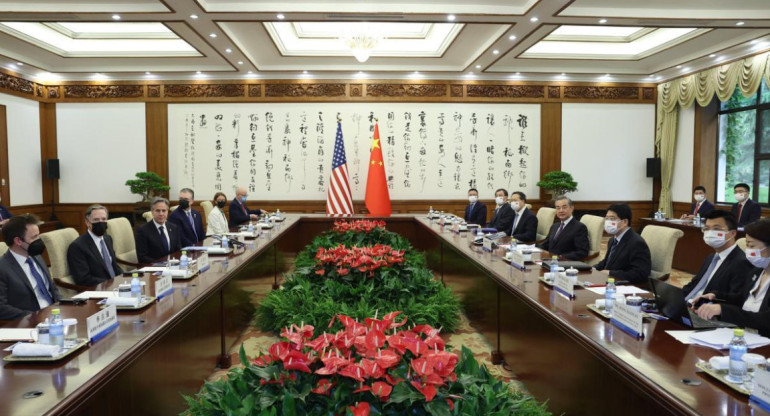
[655,52,770,215]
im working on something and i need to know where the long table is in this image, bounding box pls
[0,215,767,415]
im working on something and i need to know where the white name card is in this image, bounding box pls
[554,273,575,298]
[751,369,770,408]
[451,222,459,233]
[610,301,644,338]
[154,274,173,298]
[483,237,493,252]
[87,305,118,342]
[197,252,210,273]
[511,250,526,266]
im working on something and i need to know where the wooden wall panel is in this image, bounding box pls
[694,100,719,195]
[0,105,8,205]
[39,102,56,220]
[539,103,562,201]
[146,102,169,198]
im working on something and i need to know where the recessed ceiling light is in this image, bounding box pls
[414,71,419,74]
[16,62,22,66]
[475,64,481,69]
[303,70,308,74]
[145,71,151,75]
[508,35,517,40]
[225,48,232,53]
[190,14,198,19]
[599,19,607,24]
[515,72,521,75]
[561,73,566,76]
[676,65,682,69]
[530,17,538,22]
[237,61,244,65]
[196,71,202,74]
[682,67,690,72]
[467,72,474,76]
[209,33,217,38]
[709,54,716,57]
[276,14,285,20]
[492,49,500,55]
[604,73,610,77]
[750,40,759,44]
[736,21,745,26]
[111,14,121,20]
[447,14,456,21]
[247,70,253,74]
[656,76,662,80]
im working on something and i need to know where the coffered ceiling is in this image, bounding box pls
[0,0,768,83]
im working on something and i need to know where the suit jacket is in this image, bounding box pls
[732,199,762,227]
[464,202,487,225]
[538,218,590,260]
[0,251,60,320]
[228,198,262,228]
[0,205,12,220]
[593,229,651,284]
[719,268,770,337]
[168,207,206,247]
[207,206,229,235]
[681,245,754,304]
[487,204,515,234]
[508,208,538,243]
[689,200,714,217]
[135,221,182,263]
[66,233,123,286]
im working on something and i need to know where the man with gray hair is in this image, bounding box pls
[168,187,205,247]
[135,197,181,263]
[538,196,590,260]
[67,204,124,286]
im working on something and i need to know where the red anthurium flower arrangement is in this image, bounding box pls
[332,220,386,234]
[250,311,458,408]
[314,244,405,279]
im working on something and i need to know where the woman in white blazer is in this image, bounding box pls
[207,192,230,235]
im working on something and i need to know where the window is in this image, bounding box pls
[716,79,770,206]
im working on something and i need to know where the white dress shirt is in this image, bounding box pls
[10,250,51,309]
[743,271,769,313]
[153,220,171,248]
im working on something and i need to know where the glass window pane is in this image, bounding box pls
[761,79,770,104]
[759,160,769,205]
[718,110,756,202]
[721,85,758,111]
[761,109,770,154]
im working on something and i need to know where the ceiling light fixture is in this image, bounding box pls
[676,65,682,68]
[530,17,539,22]
[342,31,381,63]
[475,64,481,69]
[709,54,716,57]
[237,61,244,65]
[225,48,232,53]
[303,70,308,74]
[16,62,22,66]
[515,72,521,75]
[492,49,499,55]
[248,70,253,74]
[209,33,217,38]
[277,14,285,20]
[509,35,517,41]
[190,14,198,19]
[682,67,690,72]
[736,21,745,26]
[112,14,121,20]
[145,71,151,75]
[447,14,456,21]
[196,71,202,75]
[599,19,607,24]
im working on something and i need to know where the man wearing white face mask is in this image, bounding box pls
[731,183,761,227]
[681,186,714,220]
[508,191,537,242]
[695,219,770,336]
[487,188,514,233]
[594,203,651,284]
[463,188,487,226]
[683,210,753,303]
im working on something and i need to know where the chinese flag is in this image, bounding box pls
[364,123,392,216]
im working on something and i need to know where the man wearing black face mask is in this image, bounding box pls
[168,188,205,247]
[0,214,60,320]
[67,204,123,286]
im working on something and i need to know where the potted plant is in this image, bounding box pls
[536,170,578,202]
[125,171,170,203]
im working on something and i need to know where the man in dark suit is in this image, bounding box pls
[463,188,487,225]
[0,214,60,320]
[731,183,762,227]
[0,196,12,227]
[67,204,123,286]
[684,210,754,303]
[681,185,714,220]
[508,191,538,242]
[594,203,651,284]
[487,188,514,233]
[168,188,206,247]
[135,197,182,263]
[538,196,590,260]
[229,186,263,228]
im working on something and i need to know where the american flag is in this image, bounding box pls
[326,122,354,215]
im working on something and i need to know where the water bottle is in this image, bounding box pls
[429,206,434,217]
[49,309,64,348]
[549,255,559,275]
[275,209,281,219]
[131,274,142,299]
[180,250,189,271]
[727,328,748,384]
[247,220,254,234]
[221,234,229,249]
[509,239,517,265]
[695,213,701,226]
[605,278,616,315]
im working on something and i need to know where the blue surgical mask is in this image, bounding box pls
[241,196,247,203]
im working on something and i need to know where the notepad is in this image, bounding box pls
[689,328,770,350]
[586,286,649,295]
[72,291,117,299]
[0,328,35,342]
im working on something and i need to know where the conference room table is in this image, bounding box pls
[0,214,767,415]
[640,217,746,274]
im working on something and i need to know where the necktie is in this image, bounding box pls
[685,254,721,300]
[187,211,196,234]
[100,239,116,278]
[25,257,54,304]
[693,202,700,215]
[553,222,565,241]
[737,203,744,223]
[158,225,170,253]
[605,237,618,265]
[241,201,247,215]
[512,213,519,232]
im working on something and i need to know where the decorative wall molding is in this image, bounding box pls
[0,70,656,104]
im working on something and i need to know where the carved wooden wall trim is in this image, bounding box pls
[366,84,446,97]
[0,72,35,96]
[563,86,640,100]
[63,85,144,99]
[264,83,346,97]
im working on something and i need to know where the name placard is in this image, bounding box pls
[610,302,644,338]
[553,273,575,298]
[483,237,493,252]
[750,369,770,411]
[510,250,526,268]
[154,274,174,299]
[451,222,459,233]
[197,252,210,273]
[87,305,119,342]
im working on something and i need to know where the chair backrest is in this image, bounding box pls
[170,205,179,212]
[579,214,605,266]
[641,225,685,280]
[0,242,7,256]
[736,237,746,252]
[200,201,214,221]
[39,228,79,285]
[524,203,532,210]
[536,207,556,241]
[142,211,153,222]
[106,217,137,263]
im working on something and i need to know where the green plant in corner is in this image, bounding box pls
[125,171,171,202]
[536,170,578,201]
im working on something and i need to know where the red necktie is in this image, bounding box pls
[693,202,700,215]
[241,201,247,215]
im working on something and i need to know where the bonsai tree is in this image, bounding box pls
[125,171,170,202]
[536,170,578,201]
